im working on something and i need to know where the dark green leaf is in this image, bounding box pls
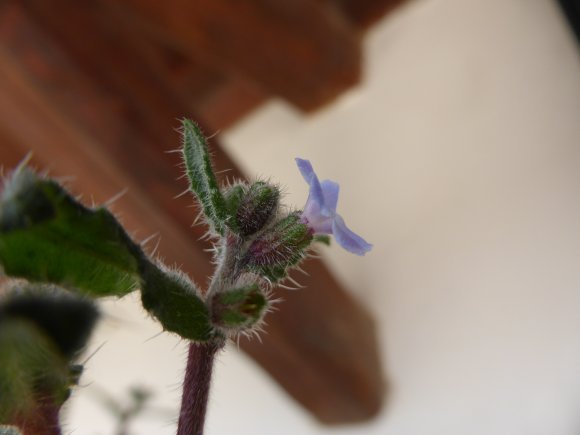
[0,169,142,297]
[139,260,214,342]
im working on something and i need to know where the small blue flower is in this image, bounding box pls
[295,158,372,256]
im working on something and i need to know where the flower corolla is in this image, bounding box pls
[296,158,372,256]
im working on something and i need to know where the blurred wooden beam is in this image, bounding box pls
[101,19,267,131]
[331,0,409,28]
[109,0,362,112]
[0,1,384,424]
[0,24,213,279]
[0,124,27,170]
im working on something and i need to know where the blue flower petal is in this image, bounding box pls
[320,180,339,215]
[295,158,314,183]
[296,158,324,214]
[332,214,373,256]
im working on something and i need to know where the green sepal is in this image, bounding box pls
[223,184,245,233]
[313,234,331,246]
[181,119,229,235]
[0,168,141,297]
[210,284,267,331]
[139,260,215,342]
[243,212,313,283]
[256,265,287,283]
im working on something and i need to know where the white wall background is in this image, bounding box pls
[65,0,580,433]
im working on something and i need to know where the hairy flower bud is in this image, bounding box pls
[210,284,268,333]
[225,181,280,237]
[243,212,313,282]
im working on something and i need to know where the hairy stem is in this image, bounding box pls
[177,232,242,434]
[206,235,243,299]
[177,341,223,435]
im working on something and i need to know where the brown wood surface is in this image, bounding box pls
[331,0,409,28]
[0,0,385,424]
[108,0,362,112]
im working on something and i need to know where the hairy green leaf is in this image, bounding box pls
[181,119,228,235]
[0,169,142,297]
[140,260,214,342]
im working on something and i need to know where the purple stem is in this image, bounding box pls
[177,341,223,435]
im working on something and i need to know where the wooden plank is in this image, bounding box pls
[107,0,362,112]
[0,25,213,279]
[0,1,384,423]
[0,124,30,170]
[192,74,266,131]
[99,11,267,131]
[331,0,409,28]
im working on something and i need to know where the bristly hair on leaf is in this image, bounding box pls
[180,119,230,237]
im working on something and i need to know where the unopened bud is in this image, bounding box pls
[227,181,280,237]
[243,212,313,282]
[210,284,267,332]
